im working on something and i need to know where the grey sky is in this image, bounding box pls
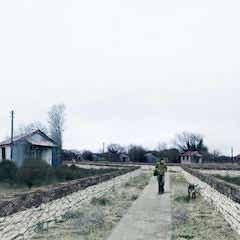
[0,0,240,154]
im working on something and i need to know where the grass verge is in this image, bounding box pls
[213,175,240,186]
[32,172,151,240]
[171,172,239,240]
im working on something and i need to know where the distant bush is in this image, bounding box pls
[82,150,94,161]
[0,160,18,183]
[18,159,53,188]
[128,145,146,162]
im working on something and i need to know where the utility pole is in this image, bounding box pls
[10,110,14,161]
[231,147,234,164]
[102,142,105,154]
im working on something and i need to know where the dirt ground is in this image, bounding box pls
[32,172,151,240]
[0,183,29,199]
[171,172,239,240]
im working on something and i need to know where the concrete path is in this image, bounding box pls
[107,173,172,240]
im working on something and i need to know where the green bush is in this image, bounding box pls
[0,160,118,188]
[55,165,75,181]
[18,159,53,188]
[0,160,18,183]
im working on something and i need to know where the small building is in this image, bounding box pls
[180,151,203,164]
[145,153,158,163]
[119,153,130,162]
[0,130,60,167]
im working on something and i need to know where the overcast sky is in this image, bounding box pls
[0,0,240,155]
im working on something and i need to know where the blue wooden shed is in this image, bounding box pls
[0,130,60,167]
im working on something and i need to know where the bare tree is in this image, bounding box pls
[107,144,125,156]
[107,144,125,161]
[156,142,168,152]
[48,104,66,149]
[128,145,146,162]
[211,149,221,161]
[16,121,48,136]
[174,131,208,153]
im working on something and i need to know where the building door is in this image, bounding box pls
[2,147,6,160]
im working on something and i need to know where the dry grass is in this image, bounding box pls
[32,172,151,240]
[214,175,240,186]
[124,173,150,189]
[0,183,29,199]
[171,173,239,240]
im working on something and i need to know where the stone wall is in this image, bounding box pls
[200,169,240,177]
[0,167,141,240]
[187,163,240,170]
[0,167,138,218]
[182,167,240,235]
[182,166,240,203]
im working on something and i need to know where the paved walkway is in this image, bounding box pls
[107,173,172,240]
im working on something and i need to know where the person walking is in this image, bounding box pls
[154,160,167,194]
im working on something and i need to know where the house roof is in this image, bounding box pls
[0,130,58,147]
[181,151,202,157]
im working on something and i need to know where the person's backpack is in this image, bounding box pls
[153,168,158,176]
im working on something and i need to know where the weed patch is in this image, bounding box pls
[174,196,190,204]
[91,196,112,206]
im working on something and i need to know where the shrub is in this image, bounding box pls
[0,160,118,188]
[82,150,94,161]
[0,160,18,183]
[55,165,75,181]
[18,159,53,188]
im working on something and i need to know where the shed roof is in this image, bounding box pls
[181,151,202,157]
[0,130,58,147]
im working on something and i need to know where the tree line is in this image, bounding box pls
[64,131,233,164]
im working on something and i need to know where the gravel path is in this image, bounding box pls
[107,173,172,240]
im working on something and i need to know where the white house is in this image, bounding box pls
[181,151,203,164]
